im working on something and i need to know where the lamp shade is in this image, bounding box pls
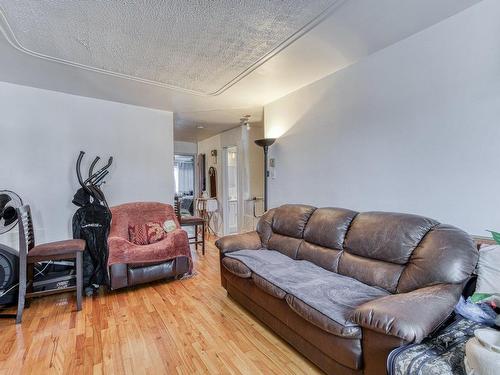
[254,138,276,148]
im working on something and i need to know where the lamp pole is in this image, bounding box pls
[254,138,276,212]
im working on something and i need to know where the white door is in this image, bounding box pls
[223,146,239,234]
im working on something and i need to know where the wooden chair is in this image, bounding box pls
[175,198,205,255]
[15,205,86,324]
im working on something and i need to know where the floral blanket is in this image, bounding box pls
[388,316,486,375]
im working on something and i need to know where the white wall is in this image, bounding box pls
[264,0,500,236]
[174,141,197,155]
[0,82,174,247]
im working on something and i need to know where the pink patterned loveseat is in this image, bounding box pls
[108,202,192,289]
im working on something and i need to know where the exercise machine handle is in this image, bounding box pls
[76,151,93,195]
[88,156,100,179]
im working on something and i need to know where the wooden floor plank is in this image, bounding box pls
[0,236,322,374]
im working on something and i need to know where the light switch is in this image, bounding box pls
[269,158,276,179]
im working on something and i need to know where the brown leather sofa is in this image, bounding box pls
[216,204,478,375]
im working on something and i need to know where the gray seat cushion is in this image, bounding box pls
[225,249,389,337]
[252,273,287,299]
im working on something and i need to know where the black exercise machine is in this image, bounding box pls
[72,151,113,294]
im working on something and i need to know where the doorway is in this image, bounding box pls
[223,146,239,234]
[174,154,195,215]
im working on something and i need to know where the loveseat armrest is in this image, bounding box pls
[350,283,461,343]
[108,235,135,249]
[215,231,262,254]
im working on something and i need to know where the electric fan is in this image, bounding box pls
[0,190,23,306]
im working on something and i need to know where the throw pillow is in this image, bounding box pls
[128,222,167,245]
[163,220,177,233]
[146,222,167,243]
[128,223,148,245]
[476,244,500,295]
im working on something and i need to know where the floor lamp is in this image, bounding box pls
[254,138,276,212]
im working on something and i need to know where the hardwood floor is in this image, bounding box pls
[0,236,322,375]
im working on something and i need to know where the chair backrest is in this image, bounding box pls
[16,205,35,256]
[174,196,182,222]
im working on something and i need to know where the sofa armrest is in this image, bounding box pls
[350,283,461,343]
[215,231,262,254]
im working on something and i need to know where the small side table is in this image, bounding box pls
[196,198,218,236]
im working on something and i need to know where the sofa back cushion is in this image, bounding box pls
[296,208,357,271]
[268,234,304,259]
[337,212,439,292]
[303,208,357,249]
[337,252,404,292]
[267,205,315,258]
[343,212,438,264]
[271,204,316,238]
[257,204,478,294]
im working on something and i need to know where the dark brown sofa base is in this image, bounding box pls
[224,268,363,374]
[227,282,359,374]
[223,269,405,375]
[109,256,190,290]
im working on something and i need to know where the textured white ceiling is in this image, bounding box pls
[0,0,339,95]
